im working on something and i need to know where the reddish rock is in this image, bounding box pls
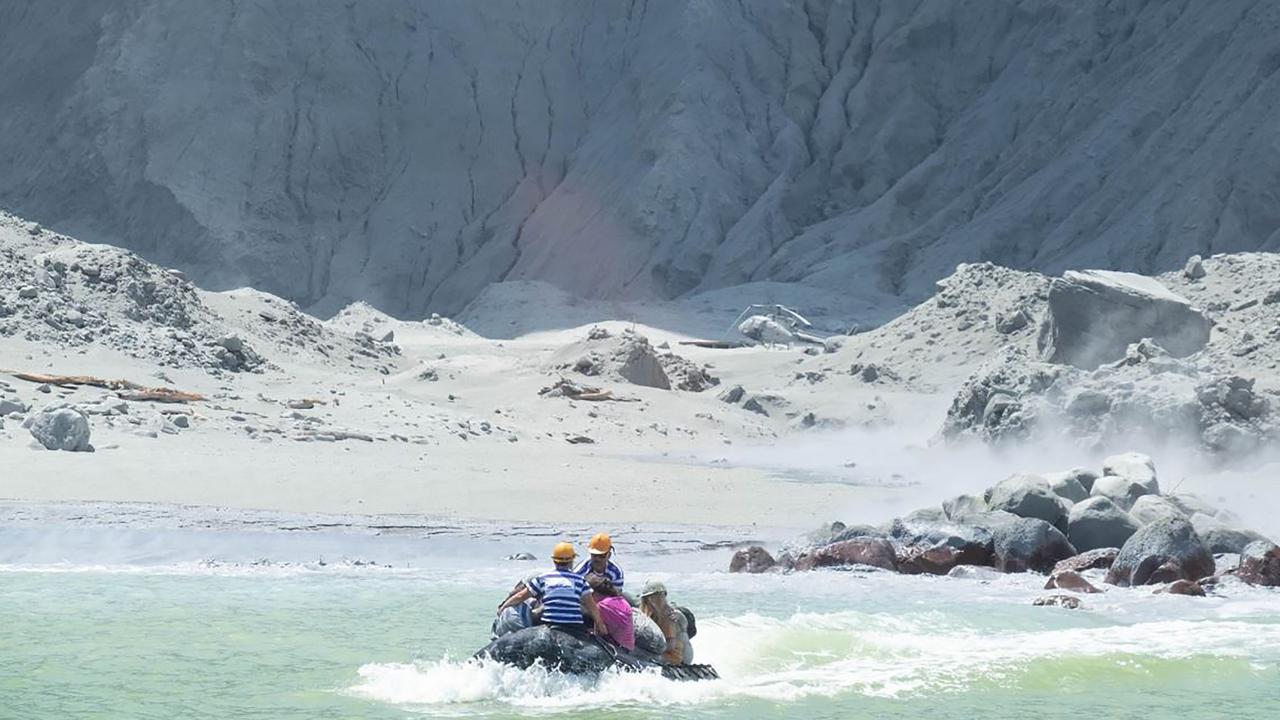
[1033,594,1083,609]
[1044,569,1102,594]
[1231,541,1280,586]
[793,538,898,572]
[729,546,777,574]
[896,544,963,575]
[1053,548,1120,574]
[1157,579,1206,596]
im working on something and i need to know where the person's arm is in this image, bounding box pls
[499,586,533,612]
[581,592,608,636]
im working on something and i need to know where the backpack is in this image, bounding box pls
[677,606,697,639]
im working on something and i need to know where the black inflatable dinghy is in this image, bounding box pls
[475,625,719,681]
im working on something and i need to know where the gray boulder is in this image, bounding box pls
[1128,495,1187,526]
[992,518,1077,574]
[1044,468,1094,503]
[1067,496,1140,552]
[27,405,93,452]
[1105,517,1214,587]
[0,397,29,416]
[987,474,1068,531]
[1101,453,1159,491]
[1037,270,1213,369]
[1166,493,1219,518]
[1090,475,1156,510]
[1190,513,1267,554]
[942,494,988,522]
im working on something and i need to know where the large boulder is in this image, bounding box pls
[883,515,1001,567]
[25,405,93,452]
[1105,517,1214,587]
[1101,453,1159,491]
[1044,468,1094,503]
[992,518,1077,574]
[986,474,1069,530]
[729,546,777,574]
[1067,496,1140,552]
[1037,270,1213,370]
[1190,513,1267,554]
[1231,540,1280,587]
[1128,495,1188,526]
[1090,475,1155,510]
[793,538,898,572]
[895,544,967,575]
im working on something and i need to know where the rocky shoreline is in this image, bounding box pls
[731,452,1280,601]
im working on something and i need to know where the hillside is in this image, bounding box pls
[2,0,1279,319]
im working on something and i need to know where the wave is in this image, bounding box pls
[349,608,1280,711]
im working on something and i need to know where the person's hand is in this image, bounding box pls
[594,619,608,636]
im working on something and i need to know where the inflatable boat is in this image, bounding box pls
[474,625,720,681]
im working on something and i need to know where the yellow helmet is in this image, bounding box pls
[551,542,577,563]
[588,533,613,556]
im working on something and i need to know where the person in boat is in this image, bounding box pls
[575,533,625,591]
[492,570,542,638]
[586,573,635,651]
[639,580,693,665]
[499,542,607,636]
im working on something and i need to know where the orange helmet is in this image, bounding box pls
[551,542,577,563]
[588,533,612,556]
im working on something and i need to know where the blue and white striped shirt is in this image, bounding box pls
[574,559,624,589]
[526,570,591,626]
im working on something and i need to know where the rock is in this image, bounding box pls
[37,383,51,394]
[27,405,93,452]
[1053,548,1121,574]
[884,515,1000,567]
[379,329,395,343]
[1157,579,1205,596]
[829,524,885,543]
[171,414,190,429]
[1044,468,1094,502]
[1190,513,1267,554]
[992,518,1077,574]
[1037,270,1213,369]
[565,435,595,445]
[1101,453,1159,491]
[942,494,988,522]
[1089,475,1155,511]
[217,334,245,353]
[1044,569,1101,593]
[1231,540,1280,586]
[1034,594,1082,609]
[986,474,1068,530]
[793,538,897,572]
[1183,255,1206,280]
[740,396,769,416]
[0,398,28,416]
[507,552,537,561]
[729,546,777,574]
[995,308,1030,334]
[1128,495,1187,526]
[1067,496,1141,552]
[1106,517,1214,587]
[718,385,746,404]
[895,544,965,575]
[18,285,38,299]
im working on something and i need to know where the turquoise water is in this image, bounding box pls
[2,509,1279,719]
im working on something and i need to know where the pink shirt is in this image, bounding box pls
[596,595,635,650]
